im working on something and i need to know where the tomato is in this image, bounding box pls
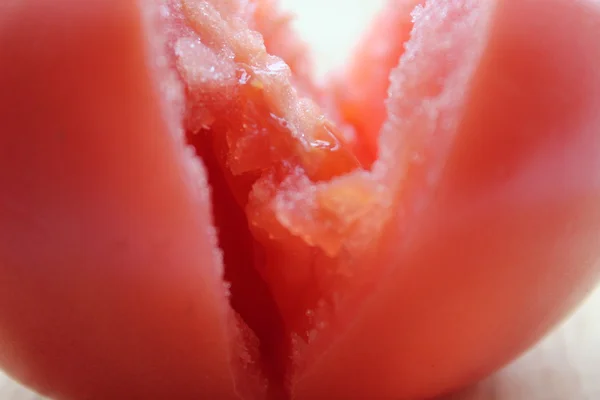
[0,1,247,398]
[294,1,600,398]
[1,0,600,399]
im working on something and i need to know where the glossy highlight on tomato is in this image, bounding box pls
[1,0,600,399]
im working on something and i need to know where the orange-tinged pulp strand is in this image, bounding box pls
[231,65,362,182]
[248,0,320,99]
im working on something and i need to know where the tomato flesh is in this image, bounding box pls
[170,0,393,352]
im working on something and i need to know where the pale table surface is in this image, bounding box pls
[1,0,599,398]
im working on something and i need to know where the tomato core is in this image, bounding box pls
[162,0,396,391]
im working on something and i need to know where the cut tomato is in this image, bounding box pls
[1,0,600,399]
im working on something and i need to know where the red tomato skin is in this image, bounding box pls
[291,0,600,399]
[0,1,250,398]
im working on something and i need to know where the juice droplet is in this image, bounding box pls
[299,119,363,182]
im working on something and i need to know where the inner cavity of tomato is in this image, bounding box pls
[160,0,397,388]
